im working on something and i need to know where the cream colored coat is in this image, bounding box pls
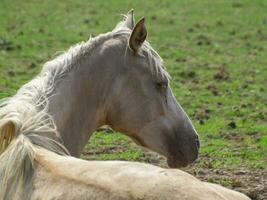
[32,148,250,200]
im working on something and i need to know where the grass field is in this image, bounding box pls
[0,0,266,199]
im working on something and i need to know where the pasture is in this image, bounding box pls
[0,0,266,199]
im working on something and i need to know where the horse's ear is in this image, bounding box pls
[124,9,135,29]
[129,17,147,53]
[115,9,135,30]
[0,121,16,154]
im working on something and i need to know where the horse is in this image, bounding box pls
[0,10,250,200]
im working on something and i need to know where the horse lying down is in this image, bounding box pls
[35,149,250,200]
[0,10,250,200]
[0,134,249,200]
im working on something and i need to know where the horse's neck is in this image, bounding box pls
[46,54,111,156]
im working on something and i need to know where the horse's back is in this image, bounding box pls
[31,148,250,200]
[204,183,250,200]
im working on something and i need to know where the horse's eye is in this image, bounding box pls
[155,82,168,90]
[155,82,168,104]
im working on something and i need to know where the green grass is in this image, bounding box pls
[0,0,266,170]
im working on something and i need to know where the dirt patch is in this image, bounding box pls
[84,146,122,155]
[0,85,7,92]
[195,34,212,46]
[185,167,267,200]
[195,105,211,124]
[232,2,243,8]
[228,121,237,129]
[220,131,244,144]
[137,152,267,200]
[0,37,21,51]
[28,62,37,69]
[206,84,220,96]
[214,64,230,81]
[175,57,187,63]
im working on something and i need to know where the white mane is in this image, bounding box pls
[42,27,170,92]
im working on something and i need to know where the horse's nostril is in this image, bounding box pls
[195,139,200,149]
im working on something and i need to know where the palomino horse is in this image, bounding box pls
[0,10,249,200]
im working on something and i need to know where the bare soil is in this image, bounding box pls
[139,151,267,200]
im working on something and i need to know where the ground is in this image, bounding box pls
[0,0,266,199]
